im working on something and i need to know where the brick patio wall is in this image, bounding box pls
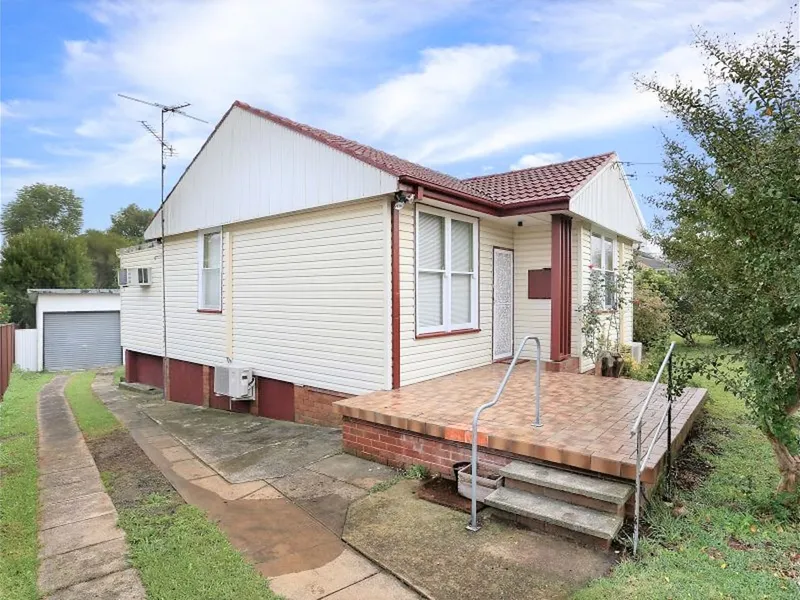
[294,386,348,427]
[342,416,511,478]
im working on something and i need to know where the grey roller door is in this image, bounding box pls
[43,311,122,371]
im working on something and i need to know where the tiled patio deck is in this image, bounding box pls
[334,363,707,484]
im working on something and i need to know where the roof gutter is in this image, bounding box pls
[398,175,502,214]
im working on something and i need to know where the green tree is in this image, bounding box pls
[1,183,83,238]
[0,292,10,324]
[636,268,699,344]
[632,278,671,349]
[109,203,154,240]
[83,229,129,288]
[641,22,800,491]
[0,228,93,326]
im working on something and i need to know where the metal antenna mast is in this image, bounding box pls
[118,94,208,400]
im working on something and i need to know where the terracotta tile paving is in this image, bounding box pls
[335,363,707,484]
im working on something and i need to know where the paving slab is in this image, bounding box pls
[268,548,379,600]
[40,491,116,530]
[44,568,146,600]
[39,465,101,490]
[170,458,215,480]
[191,475,266,500]
[38,454,96,475]
[160,445,193,462]
[142,400,342,482]
[307,453,397,490]
[40,477,105,505]
[39,512,124,559]
[324,572,420,600]
[38,538,130,595]
[271,468,366,535]
[242,484,283,500]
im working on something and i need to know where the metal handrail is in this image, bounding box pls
[468,335,541,532]
[631,341,676,555]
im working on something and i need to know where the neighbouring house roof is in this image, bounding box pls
[463,153,615,206]
[233,101,615,208]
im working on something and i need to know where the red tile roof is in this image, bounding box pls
[463,153,615,205]
[234,101,615,209]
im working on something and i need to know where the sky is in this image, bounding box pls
[0,0,794,234]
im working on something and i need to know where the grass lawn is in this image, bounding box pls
[0,371,54,600]
[575,341,800,600]
[64,370,121,438]
[65,371,280,600]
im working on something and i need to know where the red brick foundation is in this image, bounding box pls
[124,351,345,427]
[544,356,580,373]
[125,350,164,389]
[342,416,510,478]
[294,386,348,427]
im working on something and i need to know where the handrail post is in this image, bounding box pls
[633,427,641,555]
[468,335,542,532]
[532,337,542,428]
[666,351,673,500]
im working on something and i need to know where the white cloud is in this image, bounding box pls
[510,152,564,170]
[28,126,59,137]
[348,44,519,138]
[2,158,40,169]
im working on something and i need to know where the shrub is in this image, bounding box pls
[633,281,671,349]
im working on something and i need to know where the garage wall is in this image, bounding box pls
[36,293,121,371]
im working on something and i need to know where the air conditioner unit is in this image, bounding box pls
[137,267,151,286]
[118,268,130,287]
[214,365,254,400]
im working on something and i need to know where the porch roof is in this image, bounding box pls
[334,363,707,484]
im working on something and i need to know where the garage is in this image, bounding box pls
[29,289,122,372]
[43,311,121,371]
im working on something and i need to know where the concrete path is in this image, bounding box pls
[93,373,419,600]
[37,376,145,599]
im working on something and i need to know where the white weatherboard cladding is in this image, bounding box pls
[570,162,645,242]
[513,222,552,361]
[230,200,390,395]
[119,246,164,357]
[399,207,513,386]
[164,233,228,366]
[145,106,398,240]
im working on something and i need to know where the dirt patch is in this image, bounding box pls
[87,429,178,510]
[416,476,483,514]
[673,413,717,491]
[344,479,615,600]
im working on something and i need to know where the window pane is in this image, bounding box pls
[604,271,616,308]
[203,268,221,308]
[604,237,614,271]
[419,213,444,270]
[418,271,443,327]
[204,232,221,269]
[591,234,602,269]
[451,220,473,273]
[451,274,472,325]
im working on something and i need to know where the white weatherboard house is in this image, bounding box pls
[119,101,645,426]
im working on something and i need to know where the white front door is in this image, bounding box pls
[492,248,514,360]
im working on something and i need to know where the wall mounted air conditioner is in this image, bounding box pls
[214,365,254,400]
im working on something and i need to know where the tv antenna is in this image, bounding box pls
[118,93,208,401]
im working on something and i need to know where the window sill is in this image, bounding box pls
[415,328,481,340]
[197,308,222,314]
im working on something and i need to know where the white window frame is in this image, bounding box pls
[591,230,617,309]
[197,227,223,311]
[415,205,479,335]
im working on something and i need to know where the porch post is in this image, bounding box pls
[550,215,572,362]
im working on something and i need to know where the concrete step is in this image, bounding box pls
[484,486,623,549]
[500,461,632,507]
